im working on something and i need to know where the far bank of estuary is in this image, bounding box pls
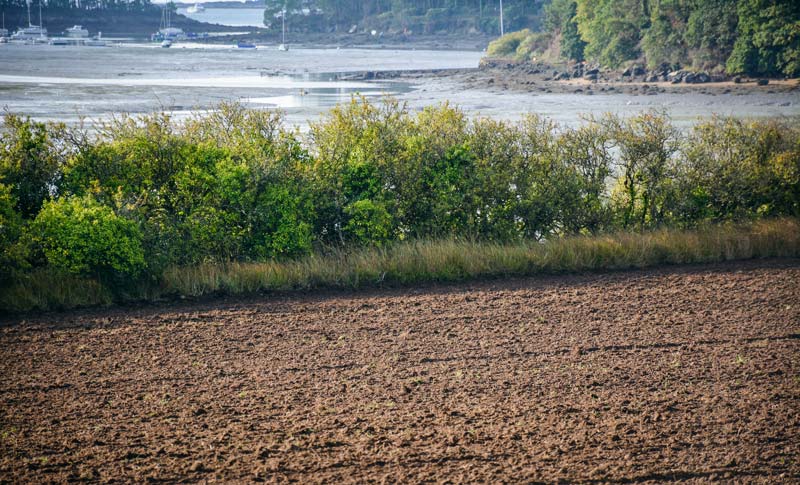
[0,43,798,130]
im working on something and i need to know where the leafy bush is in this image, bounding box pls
[29,195,146,279]
[0,114,68,219]
[677,117,800,222]
[2,100,799,311]
[604,112,680,229]
[516,32,554,61]
[0,183,27,281]
[487,29,533,57]
[63,105,315,265]
[344,199,394,245]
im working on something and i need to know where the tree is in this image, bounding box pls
[546,0,586,62]
[727,0,800,77]
[575,0,648,68]
[685,0,739,71]
[0,114,67,219]
[641,0,691,69]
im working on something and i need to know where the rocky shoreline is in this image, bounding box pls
[368,58,800,97]
[463,59,800,95]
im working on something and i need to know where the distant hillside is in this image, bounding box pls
[0,5,247,37]
[489,0,800,79]
[176,1,263,8]
[260,0,547,35]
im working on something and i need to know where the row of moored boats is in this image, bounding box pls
[0,3,285,51]
[0,24,107,46]
[0,4,106,46]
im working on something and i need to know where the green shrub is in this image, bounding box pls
[677,117,800,222]
[487,29,533,57]
[604,112,680,229]
[344,199,394,245]
[0,183,28,281]
[515,32,553,61]
[0,114,68,219]
[29,195,146,278]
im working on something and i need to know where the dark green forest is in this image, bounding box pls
[491,0,800,77]
[262,0,546,34]
[260,0,798,77]
[0,0,153,12]
[2,0,796,77]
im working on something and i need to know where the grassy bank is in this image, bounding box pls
[2,218,797,313]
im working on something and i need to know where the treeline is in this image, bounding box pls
[490,0,800,77]
[0,0,153,13]
[1,100,798,294]
[264,0,547,35]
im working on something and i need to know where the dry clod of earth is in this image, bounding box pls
[1,259,799,483]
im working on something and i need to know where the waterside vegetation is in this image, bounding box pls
[488,0,800,78]
[1,100,798,311]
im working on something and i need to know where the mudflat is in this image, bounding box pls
[1,260,798,483]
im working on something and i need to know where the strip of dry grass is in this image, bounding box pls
[2,218,798,313]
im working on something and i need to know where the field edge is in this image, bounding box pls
[2,217,798,314]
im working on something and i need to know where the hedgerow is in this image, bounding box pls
[0,99,798,309]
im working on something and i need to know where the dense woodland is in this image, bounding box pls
[0,0,152,12]
[3,0,796,78]
[491,0,800,77]
[263,0,546,33]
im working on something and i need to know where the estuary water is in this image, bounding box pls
[0,43,481,127]
[0,42,798,130]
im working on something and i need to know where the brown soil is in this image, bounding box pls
[1,260,799,483]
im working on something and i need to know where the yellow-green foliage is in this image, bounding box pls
[487,29,553,61]
[30,195,146,278]
[487,29,530,58]
[516,32,554,61]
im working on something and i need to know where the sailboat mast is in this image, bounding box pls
[27,0,31,27]
[38,0,42,29]
[499,0,504,36]
[281,8,285,44]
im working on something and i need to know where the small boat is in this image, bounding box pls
[65,25,89,38]
[187,3,205,14]
[85,33,107,47]
[48,37,69,45]
[161,39,172,48]
[236,40,256,49]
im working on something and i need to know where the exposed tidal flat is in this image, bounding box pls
[1,43,798,129]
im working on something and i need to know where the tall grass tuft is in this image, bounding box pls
[0,270,113,312]
[159,218,799,297]
[2,218,798,313]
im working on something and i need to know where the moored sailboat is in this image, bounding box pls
[10,0,47,42]
[277,6,288,51]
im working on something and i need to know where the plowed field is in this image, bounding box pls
[2,260,799,483]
